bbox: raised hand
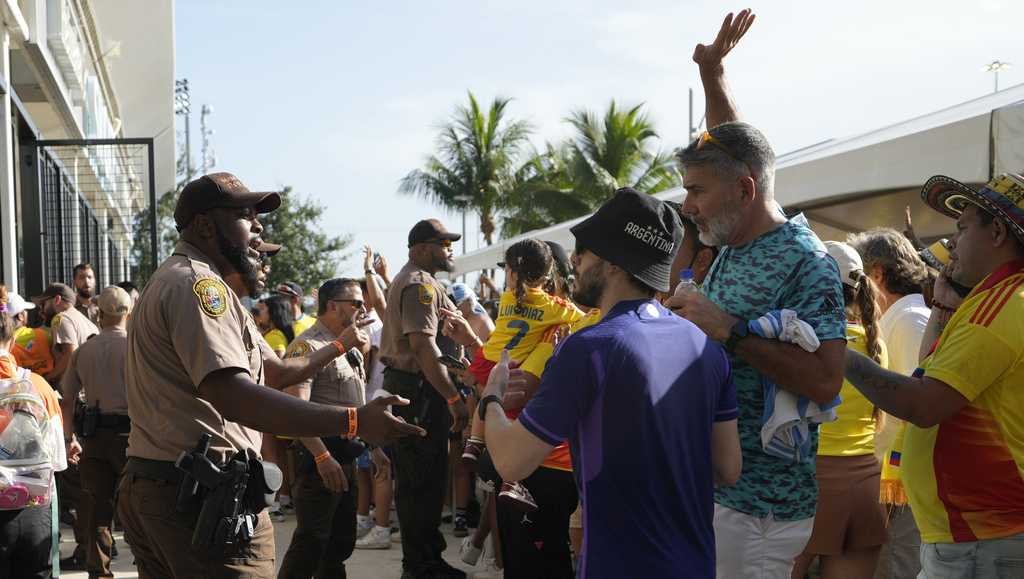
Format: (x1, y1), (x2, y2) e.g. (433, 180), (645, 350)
(693, 9), (756, 72)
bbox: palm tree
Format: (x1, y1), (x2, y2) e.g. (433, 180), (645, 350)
(400, 92), (532, 245)
(563, 101), (681, 205)
(499, 101), (681, 238)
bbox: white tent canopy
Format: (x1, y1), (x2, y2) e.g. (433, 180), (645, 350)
(450, 83), (1024, 277)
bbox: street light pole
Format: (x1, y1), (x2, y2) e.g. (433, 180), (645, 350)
(983, 60), (1012, 93)
(174, 79), (192, 179)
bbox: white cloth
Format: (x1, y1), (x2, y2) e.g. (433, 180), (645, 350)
(714, 504), (814, 579)
(750, 310), (839, 463)
(878, 293), (929, 376)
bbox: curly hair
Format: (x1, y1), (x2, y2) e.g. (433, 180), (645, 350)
(847, 228), (929, 296)
(504, 239), (553, 305)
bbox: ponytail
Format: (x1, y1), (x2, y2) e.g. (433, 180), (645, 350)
(504, 239), (553, 306)
(849, 272), (883, 364)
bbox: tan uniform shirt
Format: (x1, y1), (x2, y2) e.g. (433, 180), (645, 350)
(379, 262), (462, 374)
(62, 326), (129, 415)
(76, 300), (100, 325)
(285, 320), (365, 408)
(51, 305), (99, 348)
(126, 241), (265, 463)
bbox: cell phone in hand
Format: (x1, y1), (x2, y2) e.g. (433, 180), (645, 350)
(439, 354), (467, 372)
(373, 253), (383, 268)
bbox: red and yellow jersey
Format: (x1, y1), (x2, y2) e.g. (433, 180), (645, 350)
(11, 326), (54, 377)
(482, 288), (583, 364)
(904, 261), (1024, 543)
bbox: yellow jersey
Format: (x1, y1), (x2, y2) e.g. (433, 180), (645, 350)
(818, 323), (888, 456)
(264, 329), (289, 356)
(905, 261), (1024, 543)
(482, 288), (583, 364)
(293, 314), (317, 338)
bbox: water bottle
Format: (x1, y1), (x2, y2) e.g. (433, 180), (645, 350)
(673, 268), (699, 297)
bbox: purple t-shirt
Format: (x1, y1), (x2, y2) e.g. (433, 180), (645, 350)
(519, 299), (737, 578)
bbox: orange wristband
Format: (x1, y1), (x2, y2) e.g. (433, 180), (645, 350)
(346, 407), (358, 439)
(447, 393), (461, 406)
(331, 340), (346, 355)
(314, 451), (331, 465)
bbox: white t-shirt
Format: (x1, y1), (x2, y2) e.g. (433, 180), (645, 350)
(366, 316), (385, 400)
(878, 293), (930, 376)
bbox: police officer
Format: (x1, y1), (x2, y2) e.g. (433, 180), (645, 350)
(279, 277), (375, 579)
(116, 172), (424, 579)
(380, 219), (470, 579)
(33, 281), (98, 570)
(60, 285), (133, 578)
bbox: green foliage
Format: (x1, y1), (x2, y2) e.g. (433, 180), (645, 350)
(130, 189), (178, 285)
(400, 92), (532, 245)
(259, 187), (352, 293)
(499, 101), (681, 239)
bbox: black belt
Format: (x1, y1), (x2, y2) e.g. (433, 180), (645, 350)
(125, 457), (184, 484)
(383, 366), (424, 385)
(98, 414), (131, 429)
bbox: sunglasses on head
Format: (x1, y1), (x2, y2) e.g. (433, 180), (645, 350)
(696, 131), (754, 176)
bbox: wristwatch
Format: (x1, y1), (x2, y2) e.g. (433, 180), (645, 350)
(724, 319), (749, 353)
(478, 395), (503, 421)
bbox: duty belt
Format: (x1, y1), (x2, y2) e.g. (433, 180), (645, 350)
(125, 457), (184, 484)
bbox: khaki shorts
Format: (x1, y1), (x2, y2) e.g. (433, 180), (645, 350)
(802, 454), (888, 555)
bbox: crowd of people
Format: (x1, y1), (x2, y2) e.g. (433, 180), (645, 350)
(0, 8), (1022, 579)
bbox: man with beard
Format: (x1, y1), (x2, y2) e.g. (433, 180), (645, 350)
(117, 173), (424, 578)
(442, 189), (741, 578)
(73, 263), (100, 323)
(666, 11), (847, 578)
(379, 218), (469, 579)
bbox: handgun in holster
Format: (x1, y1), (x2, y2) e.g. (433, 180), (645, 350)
(75, 401), (100, 439)
(174, 434), (283, 550)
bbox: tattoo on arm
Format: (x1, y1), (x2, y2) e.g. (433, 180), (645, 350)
(844, 350), (921, 421)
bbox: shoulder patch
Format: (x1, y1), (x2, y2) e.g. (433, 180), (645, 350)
(51, 314), (62, 330)
(418, 284), (434, 306)
(286, 340), (312, 359)
(193, 277), (229, 318)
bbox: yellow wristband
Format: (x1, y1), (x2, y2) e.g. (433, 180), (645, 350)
(314, 451), (331, 465)
(447, 393), (461, 406)
(346, 407), (358, 439)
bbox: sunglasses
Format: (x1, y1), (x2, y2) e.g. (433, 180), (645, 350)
(331, 299), (365, 309)
(696, 131), (754, 176)
(425, 239), (453, 249)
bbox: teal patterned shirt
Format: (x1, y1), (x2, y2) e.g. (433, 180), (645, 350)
(704, 213), (846, 521)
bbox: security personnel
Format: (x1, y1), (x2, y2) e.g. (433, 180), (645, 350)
(116, 172), (423, 579)
(380, 218), (470, 579)
(60, 285), (133, 578)
(6, 291), (55, 377)
(33, 281), (98, 570)
(279, 278), (374, 579)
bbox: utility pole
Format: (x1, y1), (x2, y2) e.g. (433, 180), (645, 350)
(689, 88), (694, 143)
(983, 61), (1012, 93)
(174, 79), (192, 179)
(200, 104), (216, 174)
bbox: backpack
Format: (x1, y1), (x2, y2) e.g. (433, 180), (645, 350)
(0, 367), (56, 510)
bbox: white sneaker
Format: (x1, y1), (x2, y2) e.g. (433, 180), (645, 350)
(356, 518), (374, 539)
(354, 525), (391, 550)
(460, 536), (482, 565)
(471, 558), (503, 578)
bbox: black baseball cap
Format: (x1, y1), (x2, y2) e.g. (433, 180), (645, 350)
(408, 219), (461, 247)
(174, 172), (281, 231)
(545, 241), (573, 280)
(570, 188), (683, 293)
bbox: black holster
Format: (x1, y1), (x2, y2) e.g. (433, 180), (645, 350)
(174, 434), (282, 550)
(75, 401), (99, 439)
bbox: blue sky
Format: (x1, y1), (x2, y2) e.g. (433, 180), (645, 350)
(176, 0), (1020, 282)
